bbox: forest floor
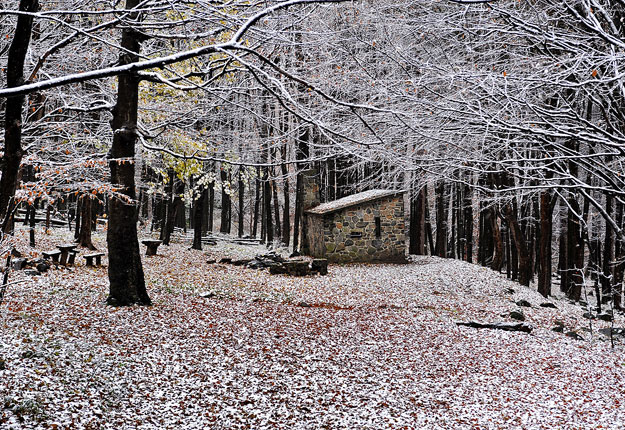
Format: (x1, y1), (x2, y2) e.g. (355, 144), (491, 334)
(1, 226), (624, 429)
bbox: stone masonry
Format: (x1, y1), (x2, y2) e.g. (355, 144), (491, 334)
(303, 187), (407, 264)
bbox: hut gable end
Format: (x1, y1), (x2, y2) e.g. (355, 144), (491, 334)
(303, 189), (407, 264)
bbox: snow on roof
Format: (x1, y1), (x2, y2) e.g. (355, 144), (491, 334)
(305, 189), (405, 215)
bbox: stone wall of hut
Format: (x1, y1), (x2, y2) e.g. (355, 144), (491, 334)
(308, 194), (406, 263)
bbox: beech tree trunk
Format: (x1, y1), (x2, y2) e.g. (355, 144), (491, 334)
(106, 0), (150, 306)
(220, 167), (231, 234)
(602, 193), (614, 304)
(207, 180), (214, 233)
(252, 170), (260, 238)
(263, 168), (273, 245)
(192, 182), (205, 250)
(434, 181), (447, 258)
(78, 195), (96, 250)
(463, 180), (473, 263)
(238, 170), (245, 238)
(409, 186), (426, 255)
(504, 203), (531, 287)
(537, 191), (553, 297)
(281, 143), (291, 247)
(0, 0), (39, 225)
(491, 207), (504, 272)
(28, 201), (36, 247)
(163, 176), (183, 246)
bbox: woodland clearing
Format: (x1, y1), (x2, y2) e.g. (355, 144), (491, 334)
(1, 227), (624, 429)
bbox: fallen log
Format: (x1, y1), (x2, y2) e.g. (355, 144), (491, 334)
(456, 321), (533, 333)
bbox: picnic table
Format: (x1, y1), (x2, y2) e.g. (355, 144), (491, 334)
(141, 239), (162, 256)
(57, 243), (78, 266)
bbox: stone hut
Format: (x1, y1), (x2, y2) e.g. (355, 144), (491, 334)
(302, 178), (407, 263)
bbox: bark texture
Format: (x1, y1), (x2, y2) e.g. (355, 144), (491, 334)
(106, 0), (150, 306)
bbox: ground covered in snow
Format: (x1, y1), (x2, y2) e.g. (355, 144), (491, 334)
(1, 227), (624, 429)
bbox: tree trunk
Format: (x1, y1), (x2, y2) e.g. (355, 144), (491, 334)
(292, 127), (309, 255)
(272, 177), (281, 240)
(491, 207), (504, 272)
(281, 143), (291, 247)
(192, 183), (205, 250)
(28, 201), (36, 247)
(463, 180), (473, 263)
(0, 0), (39, 225)
(238, 169), (245, 238)
(252, 170), (260, 238)
(106, 0), (150, 306)
(160, 169), (174, 244)
(163, 177), (183, 246)
(602, 193), (614, 304)
(74, 196), (82, 240)
(434, 181), (447, 258)
(263, 168), (273, 245)
(207, 180), (214, 233)
(504, 203), (531, 287)
(537, 191), (553, 297)
(78, 195), (96, 250)
(409, 186), (426, 255)
(219, 167), (231, 234)
(567, 196), (584, 301)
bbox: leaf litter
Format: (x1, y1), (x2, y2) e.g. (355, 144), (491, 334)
(0, 227), (624, 429)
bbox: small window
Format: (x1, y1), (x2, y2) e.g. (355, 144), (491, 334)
(375, 217), (381, 239)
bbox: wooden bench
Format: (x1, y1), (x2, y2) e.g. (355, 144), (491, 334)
(141, 239), (162, 256)
(83, 252), (105, 267)
(67, 249), (79, 266)
(42, 250), (62, 264)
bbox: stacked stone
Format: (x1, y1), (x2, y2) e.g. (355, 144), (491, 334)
(321, 195), (406, 263)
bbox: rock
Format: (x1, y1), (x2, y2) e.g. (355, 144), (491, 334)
(597, 313), (613, 322)
(36, 262), (50, 273)
(509, 310), (525, 321)
(206, 259), (216, 264)
(200, 291), (217, 298)
(565, 331), (584, 341)
(297, 302), (311, 308)
(219, 257), (232, 264)
(284, 261), (310, 276)
(599, 327), (625, 337)
(503, 288), (515, 295)
(23, 269), (40, 277)
(10, 249), (22, 258)
(311, 259), (328, 275)
(582, 312), (595, 320)
(552, 325), (565, 333)
(516, 299), (532, 307)
(246, 260), (266, 270)
(11, 258), (27, 271)
(456, 321), (533, 333)
(269, 264), (287, 275)
(539, 302), (557, 309)
(231, 259), (252, 266)
(21, 350), (37, 359)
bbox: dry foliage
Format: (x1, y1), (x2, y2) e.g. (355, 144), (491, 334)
(1, 227), (624, 429)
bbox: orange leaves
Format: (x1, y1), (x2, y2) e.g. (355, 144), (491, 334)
(591, 69), (599, 78)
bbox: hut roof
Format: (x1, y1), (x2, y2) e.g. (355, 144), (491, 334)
(305, 189), (405, 215)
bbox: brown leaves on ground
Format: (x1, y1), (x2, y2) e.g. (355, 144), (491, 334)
(1, 227), (624, 429)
